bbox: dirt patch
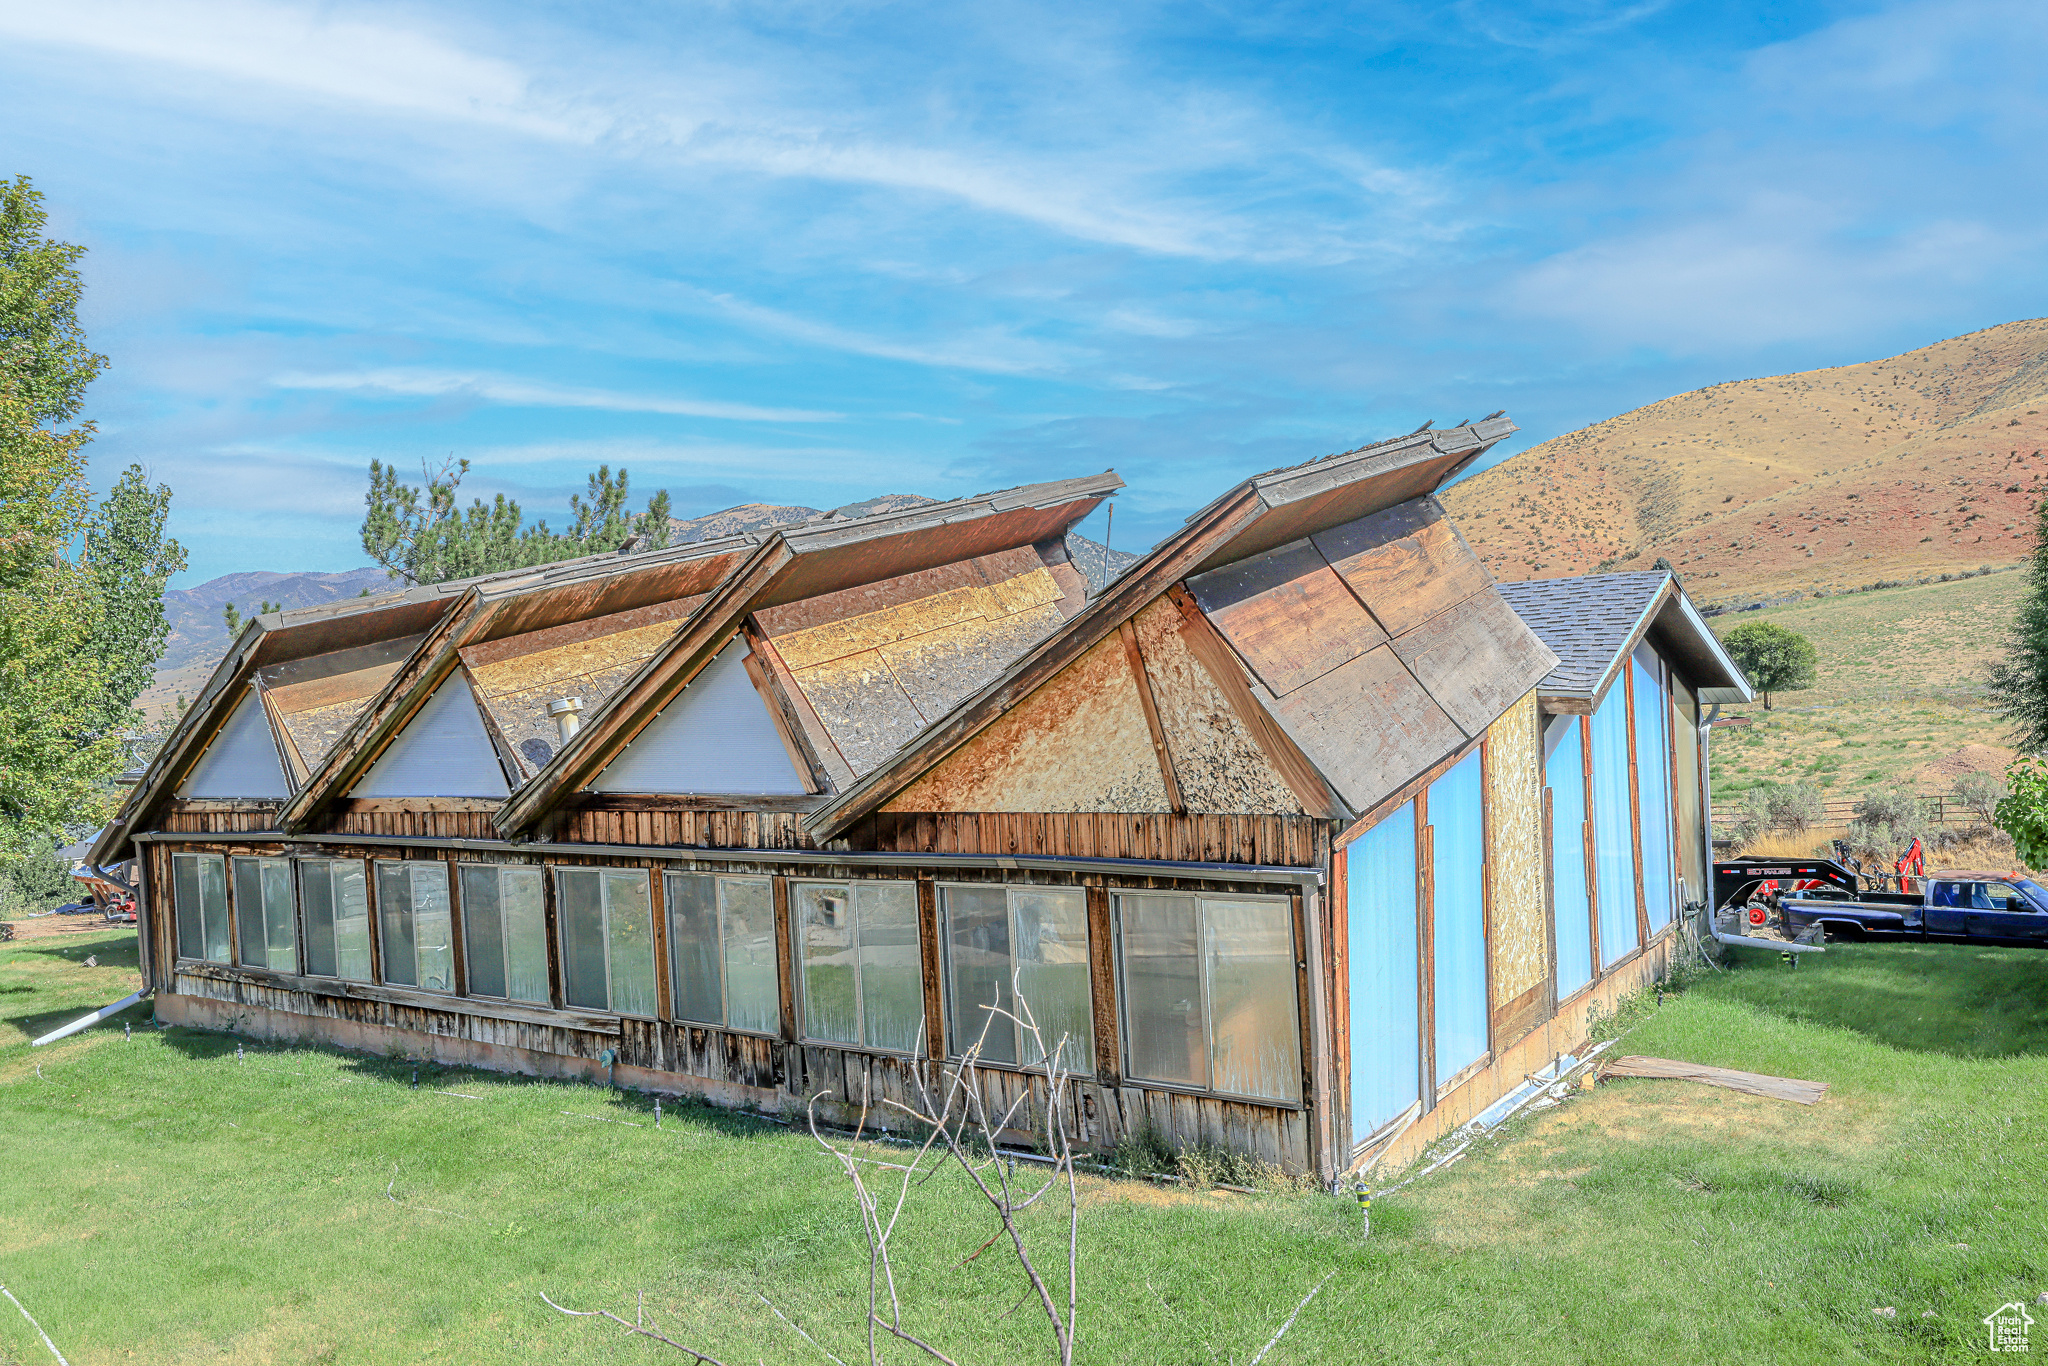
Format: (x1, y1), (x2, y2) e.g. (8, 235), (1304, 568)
(5, 913), (131, 942)
(1909, 743), (2017, 787)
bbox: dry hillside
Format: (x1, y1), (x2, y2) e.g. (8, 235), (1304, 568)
(1442, 319), (2048, 602)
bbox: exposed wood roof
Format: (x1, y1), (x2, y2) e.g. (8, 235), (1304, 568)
(492, 473), (1121, 834)
(805, 419), (1522, 842)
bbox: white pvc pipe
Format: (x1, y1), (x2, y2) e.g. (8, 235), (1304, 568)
(31, 991), (149, 1047)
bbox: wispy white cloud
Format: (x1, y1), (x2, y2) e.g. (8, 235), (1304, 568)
(269, 368), (841, 422)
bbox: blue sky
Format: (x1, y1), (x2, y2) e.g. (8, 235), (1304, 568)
(4, 0), (2044, 584)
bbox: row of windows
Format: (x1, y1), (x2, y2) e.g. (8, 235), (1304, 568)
(169, 854), (1303, 1104)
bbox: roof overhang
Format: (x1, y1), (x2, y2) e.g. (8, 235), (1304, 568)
(1534, 574), (1754, 713)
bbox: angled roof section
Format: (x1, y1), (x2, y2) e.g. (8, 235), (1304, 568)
(495, 472), (1121, 835)
(806, 418), (1527, 841)
(1495, 571), (1754, 707)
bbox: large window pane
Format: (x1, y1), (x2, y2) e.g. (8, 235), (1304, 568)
(375, 862), (452, 991)
(232, 857), (296, 972)
(261, 859), (295, 973)
(1633, 651), (1675, 934)
(857, 883), (922, 1053)
(797, 884), (859, 1045)
(460, 866), (549, 1004)
(943, 885), (1017, 1063)
(1120, 894), (1206, 1089)
(1012, 891), (1091, 1071)
(301, 860), (336, 976)
(797, 881), (922, 1051)
(666, 873), (722, 1025)
(721, 879), (778, 1034)
(332, 863), (371, 981)
(604, 872), (657, 1018)
(1546, 717), (1594, 998)
(172, 853), (228, 964)
(1431, 750), (1488, 1085)
(1205, 898), (1300, 1103)
(502, 870), (548, 1004)
(558, 870), (609, 1010)
(1590, 683), (1640, 965)
(461, 865), (507, 999)
(377, 863), (418, 987)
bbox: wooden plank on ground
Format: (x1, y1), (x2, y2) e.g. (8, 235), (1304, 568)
(1601, 1055), (1828, 1105)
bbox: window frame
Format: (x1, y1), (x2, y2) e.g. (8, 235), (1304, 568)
(551, 866), (659, 1019)
(171, 851), (231, 965)
(936, 882), (1094, 1075)
(791, 878), (925, 1055)
(373, 859), (456, 993)
(297, 857), (374, 983)
(1111, 890), (1304, 1108)
(456, 863), (551, 1005)
(663, 871), (779, 1037)
(231, 855), (298, 974)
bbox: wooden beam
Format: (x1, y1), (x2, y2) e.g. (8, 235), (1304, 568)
(1118, 620), (1186, 815)
(773, 875), (797, 1044)
(1582, 709), (1601, 975)
(916, 878), (945, 1061)
(258, 684), (311, 789)
(1085, 884), (1119, 1084)
(559, 792), (828, 814)
(1166, 585), (1347, 820)
(744, 624), (854, 791)
(337, 797), (502, 815)
(740, 631), (830, 796)
(1416, 794), (1436, 1107)
(1537, 695), (1594, 716)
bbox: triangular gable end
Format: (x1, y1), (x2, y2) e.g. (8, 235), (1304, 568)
(178, 689), (291, 799)
(589, 638), (809, 796)
(351, 674), (511, 799)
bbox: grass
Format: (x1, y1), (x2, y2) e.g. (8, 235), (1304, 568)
(1709, 572), (2023, 804)
(7, 928), (2048, 1363)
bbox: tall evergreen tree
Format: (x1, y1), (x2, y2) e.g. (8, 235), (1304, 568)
(1990, 496), (2048, 751)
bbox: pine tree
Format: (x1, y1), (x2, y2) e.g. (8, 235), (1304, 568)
(1989, 496), (2048, 751)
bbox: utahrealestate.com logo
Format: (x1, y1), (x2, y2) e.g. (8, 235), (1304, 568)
(1986, 1303), (2035, 1353)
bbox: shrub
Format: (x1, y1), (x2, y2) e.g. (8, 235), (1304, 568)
(1953, 771), (2004, 826)
(1764, 783), (1825, 832)
(1996, 758), (2048, 869)
(1856, 790), (1925, 828)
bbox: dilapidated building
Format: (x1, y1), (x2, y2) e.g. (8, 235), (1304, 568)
(96, 418), (1749, 1183)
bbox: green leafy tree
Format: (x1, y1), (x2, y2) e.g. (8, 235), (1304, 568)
(1, 175), (108, 425)
(1995, 757), (2048, 869)
(1988, 495), (2048, 751)
(0, 386), (119, 858)
(361, 458), (673, 586)
(85, 465), (186, 732)
(1719, 620), (1818, 710)
(0, 176), (118, 861)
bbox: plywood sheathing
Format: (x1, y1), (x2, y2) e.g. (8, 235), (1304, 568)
(1127, 598), (1304, 814)
(1485, 691), (1546, 1007)
(466, 616), (694, 782)
(768, 548), (1077, 778)
(1188, 495), (1556, 818)
(884, 632), (1171, 812)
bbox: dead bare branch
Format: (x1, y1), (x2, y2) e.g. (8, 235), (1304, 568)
(538, 1290), (727, 1364)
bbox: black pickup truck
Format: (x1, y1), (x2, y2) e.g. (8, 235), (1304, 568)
(1781, 870), (2048, 946)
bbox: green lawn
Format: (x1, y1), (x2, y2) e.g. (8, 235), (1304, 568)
(5, 928), (2048, 1363)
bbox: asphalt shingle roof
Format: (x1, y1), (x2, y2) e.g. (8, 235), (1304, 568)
(1494, 572), (1670, 698)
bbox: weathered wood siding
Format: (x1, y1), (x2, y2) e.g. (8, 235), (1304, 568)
(862, 812), (1328, 867)
(548, 808), (817, 849)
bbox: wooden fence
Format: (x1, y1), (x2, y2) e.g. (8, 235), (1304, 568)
(1710, 793), (1991, 835)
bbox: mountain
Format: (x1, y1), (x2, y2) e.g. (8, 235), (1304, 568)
(1440, 319), (2048, 604)
(141, 496), (1139, 714)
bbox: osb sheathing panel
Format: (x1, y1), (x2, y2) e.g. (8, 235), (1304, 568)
(1486, 690), (1547, 1007)
(779, 562), (1070, 777)
(469, 619), (682, 780)
(1129, 598), (1303, 815)
(883, 633), (1171, 813)
(279, 695), (378, 769)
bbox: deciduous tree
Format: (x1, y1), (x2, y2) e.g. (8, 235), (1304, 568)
(86, 465), (186, 731)
(0, 175), (107, 425)
(1719, 620), (1817, 710)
